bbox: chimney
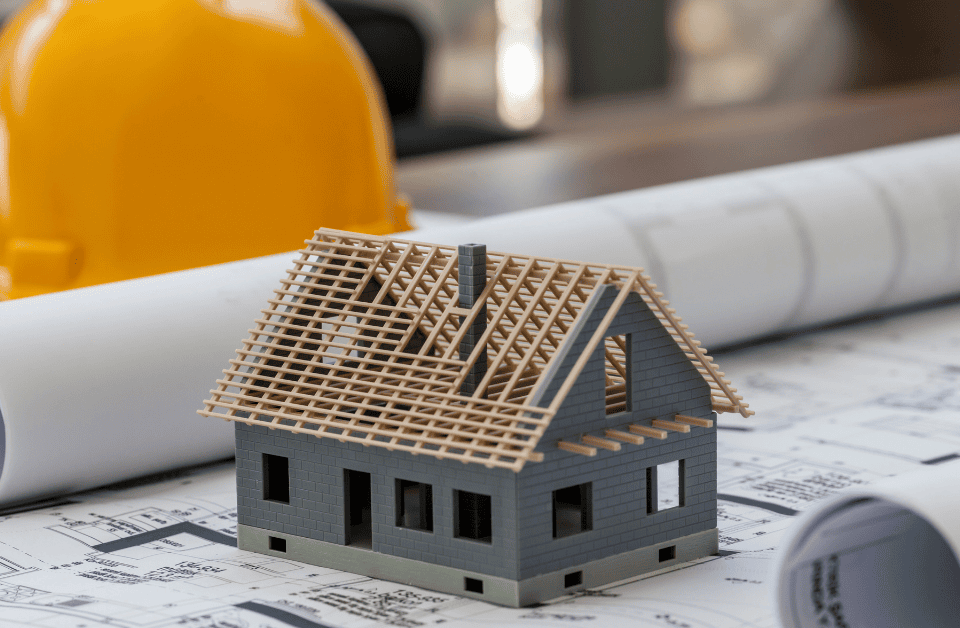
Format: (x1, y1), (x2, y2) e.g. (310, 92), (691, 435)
(458, 243), (487, 396)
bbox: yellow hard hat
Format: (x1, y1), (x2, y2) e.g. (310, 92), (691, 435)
(0, 0), (411, 300)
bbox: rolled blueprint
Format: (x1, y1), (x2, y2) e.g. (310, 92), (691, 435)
(2, 133), (960, 505)
(413, 133), (960, 347)
(775, 460), (960, 628)
(0, 253), (292, 506)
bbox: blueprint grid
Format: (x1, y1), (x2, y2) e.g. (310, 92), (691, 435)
(2, 297), (960, 628)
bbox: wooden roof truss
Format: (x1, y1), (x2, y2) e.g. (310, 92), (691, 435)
(200, 229), (751, 471)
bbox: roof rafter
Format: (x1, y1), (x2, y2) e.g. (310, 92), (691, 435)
(200, 229), (751, 471)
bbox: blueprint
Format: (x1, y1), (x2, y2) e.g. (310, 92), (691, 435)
(2, 297), (960, 628)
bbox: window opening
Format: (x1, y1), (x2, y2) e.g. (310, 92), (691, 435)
(454, 490), (492, 543)
(262, 454), (290, 504)
(553, 483), (593, 538)
(604, 334), (631, 415)
(647, 459), (684, 514)
(396, 479), (434, 532)
(269, 536), (287, 552)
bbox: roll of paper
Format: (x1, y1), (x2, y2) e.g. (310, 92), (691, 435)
(2, 134), (960, 506)
(775, 460), (960, 628)
(0, 253), (293, 505)
(411, 133), (960, 346)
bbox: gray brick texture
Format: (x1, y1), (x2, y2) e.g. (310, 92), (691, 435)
(516, 285), (716, 579)
(236, 422), (521, 579)
(235, 282), (717, 583)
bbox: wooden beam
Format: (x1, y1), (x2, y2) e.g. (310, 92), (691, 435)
(605, 429), (643, 445)
(629, 424), (668, 439)
(547, 272), (637, 413)
(499, 264), (585, 401)
(652, 419), (691, 433)
(713, 402), (754, 416)
(204, 228), (754, 472)
(675, 414), (714, 428)
(582, 435), (621, 451)
(558, 440), (597, 456)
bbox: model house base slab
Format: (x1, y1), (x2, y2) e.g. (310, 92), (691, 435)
(239, 523), (719, 607)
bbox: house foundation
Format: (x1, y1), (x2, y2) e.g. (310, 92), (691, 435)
(239, 524), (718, 607)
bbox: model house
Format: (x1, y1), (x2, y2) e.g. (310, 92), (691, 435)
(200, 228), (751, 607)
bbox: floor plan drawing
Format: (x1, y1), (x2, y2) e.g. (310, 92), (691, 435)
(2, 296), (960, 627)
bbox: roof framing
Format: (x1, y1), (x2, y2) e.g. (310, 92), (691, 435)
(200, 229), (751, 471)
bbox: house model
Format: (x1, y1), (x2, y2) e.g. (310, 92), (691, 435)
(200, 228), (752, 607)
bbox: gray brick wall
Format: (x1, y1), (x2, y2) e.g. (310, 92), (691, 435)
(516, 284), (716, 580)
(236, 422), (521, 579)
(235, 283), (716, 584)
(533, 287), (711, 440)
(515, 429), (716, 579)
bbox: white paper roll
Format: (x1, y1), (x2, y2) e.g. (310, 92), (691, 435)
(410, 133), (960, 346)
(0, 253), (293, 505)
(775, 460), (960, 628)
(3, 134), (960, 506)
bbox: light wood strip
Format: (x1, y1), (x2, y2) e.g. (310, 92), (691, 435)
(398, 247), (459, 351)
(558, 441), (597, 457)
(582, 435), (621, 451)
(464, 256), (539, 390)
(629, 424), (668, 439)
(498, 264), (582, 400)
(202, 228), (751, 471)
(219, 413), (527, 471)
(675, 414), (714, 428)
(214, 373), (552, 425)
(605, 429), (644, 445)
(652, 419), (691, 433)
(201, 397), (541, 452)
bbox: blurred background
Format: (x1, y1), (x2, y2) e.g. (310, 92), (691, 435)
(316, 0), (960, 152)
(1, 0), (957, 226)
(325, 0), (956, 156)
(4, 0), (955, 160)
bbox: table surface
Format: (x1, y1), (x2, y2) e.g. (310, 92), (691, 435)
(397, 79), (960, 217)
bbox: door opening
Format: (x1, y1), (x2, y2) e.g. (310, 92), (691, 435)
(344, 469), (372, 548)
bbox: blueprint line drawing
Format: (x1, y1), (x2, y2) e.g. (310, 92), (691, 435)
(717, 495), (797, 517)
(2, 295), (960, 627)
(93, 522), (237, 553)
